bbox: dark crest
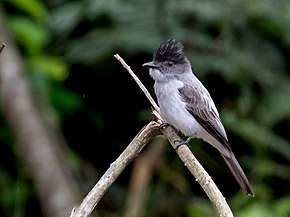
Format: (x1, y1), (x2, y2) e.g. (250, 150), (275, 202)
(153, 39), (186, 64)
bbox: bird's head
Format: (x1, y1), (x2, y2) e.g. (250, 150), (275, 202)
(143, 39), (188, 82)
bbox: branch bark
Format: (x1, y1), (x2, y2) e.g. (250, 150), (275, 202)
(160, 125), (233, 217)
(123, 137), (166, 217)
(0, 43), (5, 54)
(70, 121), (161, 217)
(70, 54), (234, 217)
(114, 54), (234, 217)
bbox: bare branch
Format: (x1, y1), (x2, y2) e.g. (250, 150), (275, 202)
(114, 54), (234, 217)
(70, 54), (234, 217)
(70, 121), (161, 217)
(160, 125), (233, 217)
(0, 43), (5, 54)
(114, 54), (160, 114)
(123, 137), (166, 217)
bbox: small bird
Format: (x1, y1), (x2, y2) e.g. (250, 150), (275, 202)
(143, 39), (254, 196)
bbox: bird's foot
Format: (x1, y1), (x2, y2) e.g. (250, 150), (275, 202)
(174, 140), (189, 150)
(174, 136), (193, 150)
(160, 123), (171, 130)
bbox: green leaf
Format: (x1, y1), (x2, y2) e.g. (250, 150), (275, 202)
(29, 55), (68, 81)
(274, 197), (290, 217)
(237, 202), (273, 217)
(8, 16), (49, 55)
(9, 0), (47, 20)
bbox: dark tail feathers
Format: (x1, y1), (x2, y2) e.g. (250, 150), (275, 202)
(221, 153), (254, 196)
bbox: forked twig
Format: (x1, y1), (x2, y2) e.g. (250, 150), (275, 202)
(114, 54), (160, 114)
(70, 122), (160, 217)
(0, 43), (5, 54)
(70, 54), (234, 217)
(114, 54), (234, 217)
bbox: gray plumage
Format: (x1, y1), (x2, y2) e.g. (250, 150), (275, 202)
(143, 39), (254, 196)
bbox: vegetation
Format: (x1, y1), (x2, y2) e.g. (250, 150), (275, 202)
(0, 0), (290, 216)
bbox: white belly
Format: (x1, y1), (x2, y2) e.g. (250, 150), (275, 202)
(154, 80), (204, 137)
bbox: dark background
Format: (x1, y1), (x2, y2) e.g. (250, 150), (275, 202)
(0, 0), (290, 216)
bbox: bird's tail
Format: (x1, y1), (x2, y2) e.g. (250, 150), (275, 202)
(221, 153), (254, 196)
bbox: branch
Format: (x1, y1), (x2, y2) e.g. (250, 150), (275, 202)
(0, 43), (5, 54)
(160, 125), (233, 217)
(114, 54), (234, 217)
(114, 54), (161, 115)
(70, 54), (233, 217)
(123, 137), (166, 217)
(70, 121), (161, 217)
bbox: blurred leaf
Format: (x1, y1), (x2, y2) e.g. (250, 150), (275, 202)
(49, 86), (83, 119)
(222, 110), (290, 161)
(29, 55), (69, 81)
(8, 16), (49, 55)
(274, 197), (290, 217)
(256, 87), (290, 127)
(2, 0), (290, 216)
(49, 1), (84, 36)
(8, 0), (47, 21)
(0, 169), (29, 217)
(253, 158), (290, 180)
(237, 197), (290, 217)
(186, 198), (215, 217)
(65, 27), (159, 63)
(237, 202), (274, 217)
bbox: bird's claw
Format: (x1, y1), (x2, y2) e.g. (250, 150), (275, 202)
(160, 123), (170, 130)
(174, 139), (190, 150)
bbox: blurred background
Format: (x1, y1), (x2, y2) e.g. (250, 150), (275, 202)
(0, 0), (290, 216)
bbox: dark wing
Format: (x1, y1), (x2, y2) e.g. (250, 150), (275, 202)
(179, 85), (254, 196)
(178, 84), (231, 151)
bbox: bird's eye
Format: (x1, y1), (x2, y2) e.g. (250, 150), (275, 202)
(167, 61), (173, 66)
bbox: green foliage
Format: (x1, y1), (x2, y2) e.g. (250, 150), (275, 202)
(28, 55), (68, 81)
(236, 197), (290, 217)
(8, 0), (47, 20)
(8, 16), (49, 55)
(0, 0), (84, 216)
(0, 169), (30, 217)
(1, 0), (290, 216)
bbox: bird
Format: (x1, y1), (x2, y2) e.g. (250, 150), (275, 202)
(142, 39), (254, 196)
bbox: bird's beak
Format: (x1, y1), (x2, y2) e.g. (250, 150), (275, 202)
(142, 61), (159, 69)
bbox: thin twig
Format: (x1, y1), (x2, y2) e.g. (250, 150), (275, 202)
(70, 122), (160, 217)
(0, 43), (5, 54)
(114, 54), (160, 114)
(70, 54), (234, 217)
(114, 54), (234, 217)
